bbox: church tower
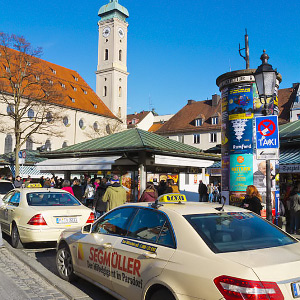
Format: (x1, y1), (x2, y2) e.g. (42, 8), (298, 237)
(96, 0), (129, 123)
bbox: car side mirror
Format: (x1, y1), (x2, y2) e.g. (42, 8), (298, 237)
(82, 224), (92, 234)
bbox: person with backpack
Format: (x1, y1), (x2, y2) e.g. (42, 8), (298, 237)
(83, 181), (95, 208)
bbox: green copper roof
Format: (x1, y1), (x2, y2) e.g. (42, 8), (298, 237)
(280, 120), (300, 142)
(42, 128), (219, 160)
(98, 0), (129, 22)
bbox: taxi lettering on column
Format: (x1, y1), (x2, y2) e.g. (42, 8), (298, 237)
(86, 246), (143, 288)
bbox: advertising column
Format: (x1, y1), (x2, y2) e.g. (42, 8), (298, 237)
(216, 70), (281, 218)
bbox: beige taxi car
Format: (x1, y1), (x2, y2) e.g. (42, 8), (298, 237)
(0, 184), (94, 248)
(56, 194), (300, 300)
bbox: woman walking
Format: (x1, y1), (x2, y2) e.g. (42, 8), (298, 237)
(242, 185), (263, 215)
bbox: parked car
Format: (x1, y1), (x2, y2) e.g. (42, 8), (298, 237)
(0, 180), (14, 201)
(56, 193), (299, 300)
(0, 185), (94, 248)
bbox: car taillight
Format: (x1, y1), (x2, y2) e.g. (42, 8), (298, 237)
(27, 214), (47, 225)
(214, 275), (284, 300)
(86, 212), (94, 224)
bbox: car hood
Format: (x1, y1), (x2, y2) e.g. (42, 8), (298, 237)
(219, 242), (300, 281)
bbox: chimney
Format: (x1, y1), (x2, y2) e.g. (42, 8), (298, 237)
(187, 99), (196, 105)
(212, 94), (220, 106)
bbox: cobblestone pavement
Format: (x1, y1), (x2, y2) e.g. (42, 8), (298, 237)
(0, 247), (68, 300)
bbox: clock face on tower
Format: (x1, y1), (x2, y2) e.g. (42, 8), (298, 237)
(102, 27), (111, 38)
(118, 27), (125, 39)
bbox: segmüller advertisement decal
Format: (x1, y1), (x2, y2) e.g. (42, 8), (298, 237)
(230, 154), (253, 191)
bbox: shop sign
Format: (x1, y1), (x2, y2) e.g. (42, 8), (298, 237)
(279, 164), (300, 173)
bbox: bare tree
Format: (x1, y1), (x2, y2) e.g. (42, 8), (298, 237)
(0, 33), (65, 176)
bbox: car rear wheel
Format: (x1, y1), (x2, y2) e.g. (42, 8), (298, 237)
(11, 224), (23, 249)
(56, 245), (76, 282)
(150, 288), (175, 300)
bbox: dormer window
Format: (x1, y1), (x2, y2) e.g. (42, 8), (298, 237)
(71, 85), (77, 91)
(83, 89), (87, 95)
(5, 66), (10, 72)
(195, 118), (202, 126)
(49, 80), (53, 85)
(61, 82), (65, 88)
(69, 96), (75, 103)
(51, 68), (56, 74)
(36, 75), (40, 81)
(212, 116), (218, 125)
(75, 77), (78, 82)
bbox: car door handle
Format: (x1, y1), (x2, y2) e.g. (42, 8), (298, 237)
(142, 252), (157, 259)
(102, 243), (112, 249)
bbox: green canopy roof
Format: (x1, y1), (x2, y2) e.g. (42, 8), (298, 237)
(41, 128), (220, 160)
(280, 119), (300, 143)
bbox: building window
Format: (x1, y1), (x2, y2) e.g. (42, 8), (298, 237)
(36, 75), (40, 81)
(63, 116), (69, 126)
(210, 133), (217, 143)
(178, 135), (184, 143)
(26, 137), (33, 151)
(79, 119), (85, 129)
(61, 82), (65, 88)
(119, 50), (122, 61)
(93, 122), (99, 132)
(4, 134), (12, 153)
(194, 134), (200, 144)
(297, 114), (300, 120)
(72, 86), (77, 91)
(118, 107), (121, 118)
(45, 139), (51, 151)
(51, 69), (56, 74)
(7, 105), (14, 116)
(103, 86), (107, 97)
(62, 141), (68, 148)
(46, 112), (53, 123)
(105, 49), (109, 61)
(49, 80), (53, 85)
(83, 89), (87, 95)
(119, 86), (122, 97)
(28, 108), (34, 120)
(212, 116), (218, 125)
(195, 118), (202, 126)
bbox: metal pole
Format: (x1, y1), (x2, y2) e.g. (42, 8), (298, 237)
(266, 160), (272, 221)
(264, 95), (272, 222)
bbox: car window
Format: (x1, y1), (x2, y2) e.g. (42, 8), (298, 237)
(27, 192), (81, 206)
(127, 208), (175, 248)
(9, 192), (20, 206)
(184, 212), (297, 253)
(0, 182), (14, 194)
(92, 207), (136, 236)
(2, 191), (14, 204)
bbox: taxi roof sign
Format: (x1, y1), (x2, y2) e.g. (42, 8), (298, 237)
(158, 194), (187, 203)
(26, 183), (42, 188)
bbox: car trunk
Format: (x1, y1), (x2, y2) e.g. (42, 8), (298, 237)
(30, 206), (90, 228)
(220, 242), (300, 299)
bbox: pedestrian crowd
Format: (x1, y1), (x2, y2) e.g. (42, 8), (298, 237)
(198, 180), (221, 203)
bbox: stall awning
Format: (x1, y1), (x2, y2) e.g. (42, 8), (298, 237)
(9, 165), (53, 179)
(154, 154), (215, 168)
(36, 156), (121, 171)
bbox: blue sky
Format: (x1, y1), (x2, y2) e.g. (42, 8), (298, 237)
(1, 0), (299, 115)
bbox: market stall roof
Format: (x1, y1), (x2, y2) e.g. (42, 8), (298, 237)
(0, 150), (46, 165)
(280, 148), (300, 165)
(280, 120), (300, 143)
(39, 128), (220, 161)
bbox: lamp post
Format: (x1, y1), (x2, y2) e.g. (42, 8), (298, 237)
(254, 50), (277, 222)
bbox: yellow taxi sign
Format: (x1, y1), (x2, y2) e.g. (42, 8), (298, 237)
(159, 194), (187, 203)
(26, 183), (42, 188)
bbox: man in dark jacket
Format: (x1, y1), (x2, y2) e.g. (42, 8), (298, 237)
(93, 178), (109, 218)
(198, 180), (207, 202)
(72, 179), (83, 203)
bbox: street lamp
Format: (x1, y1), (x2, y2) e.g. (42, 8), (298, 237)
(254, 50), (277, 222)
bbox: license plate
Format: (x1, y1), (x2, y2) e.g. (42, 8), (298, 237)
(292, 281), (300, 298)
(56, 217), (78, 224)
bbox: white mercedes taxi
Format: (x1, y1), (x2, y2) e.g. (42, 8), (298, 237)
(56, 193), (300, 300)
(0, 184), (94, 248)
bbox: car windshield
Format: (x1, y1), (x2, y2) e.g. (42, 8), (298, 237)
(184, 212), (297, 253)
(0, 182), (14, 194)
(27, 192), (81, 206)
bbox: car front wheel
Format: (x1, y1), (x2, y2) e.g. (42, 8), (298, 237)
(150, 288), (175, 300)
(56, 245), (76, 282)
(11, 224), (23, 249)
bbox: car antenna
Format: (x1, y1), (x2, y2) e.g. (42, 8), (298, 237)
(215, 196), (226, 212)
(151, 199), (163, 209)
